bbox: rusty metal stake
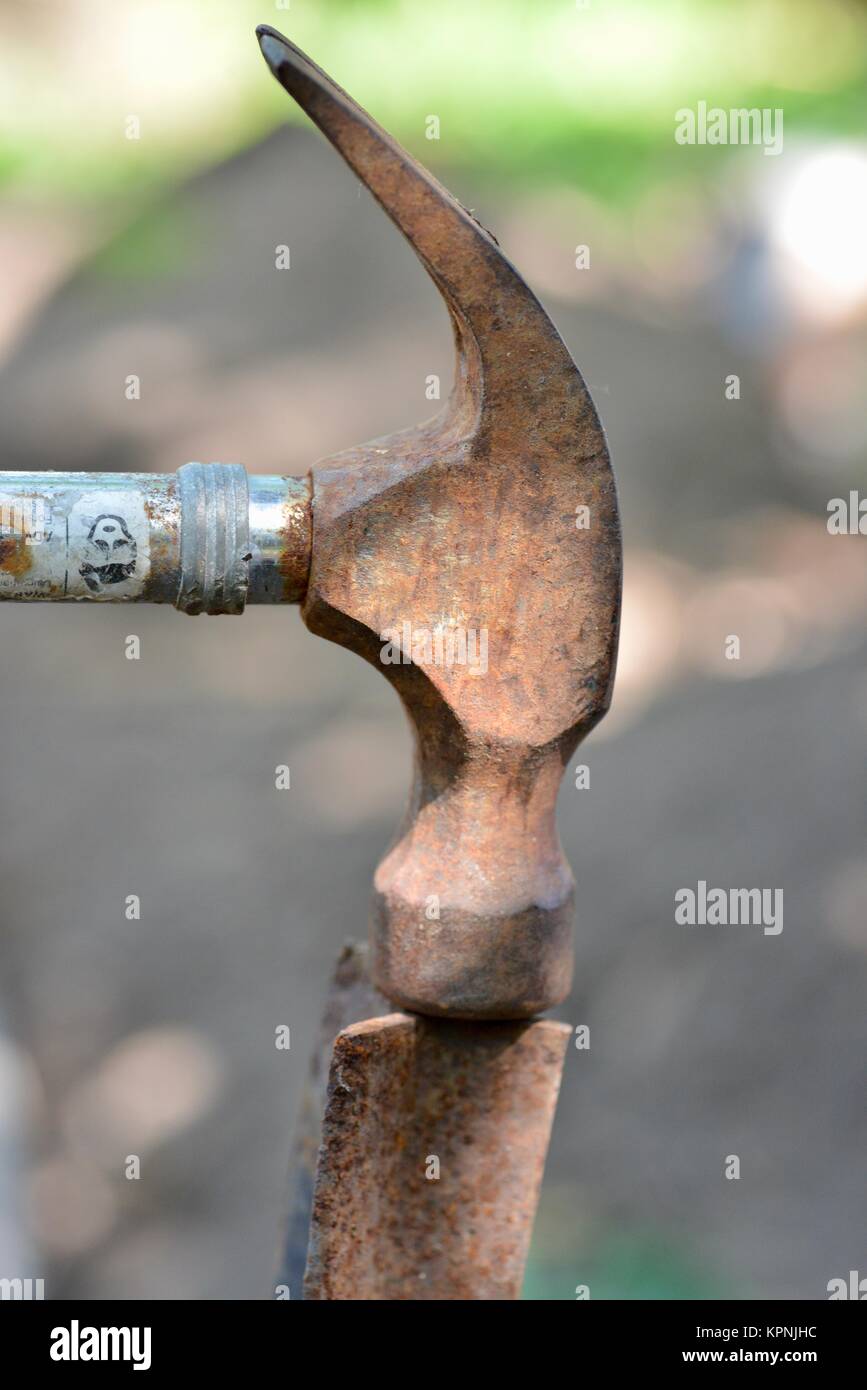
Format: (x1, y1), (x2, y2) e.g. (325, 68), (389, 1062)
(1, 26), (621, 1299)
(278, 944), (570, 1300)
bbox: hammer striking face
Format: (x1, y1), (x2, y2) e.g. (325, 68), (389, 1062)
(257, 27), (622, 1019)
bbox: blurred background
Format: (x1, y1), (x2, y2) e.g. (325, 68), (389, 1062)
(1, 0), (866, 1300)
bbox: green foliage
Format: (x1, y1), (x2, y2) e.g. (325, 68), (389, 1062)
(1, 0), (864, 203)
(523, 1229), (735, 1301)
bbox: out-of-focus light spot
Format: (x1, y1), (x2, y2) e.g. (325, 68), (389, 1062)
(771, 147), (867, 323)
(752, 512), (867, 643)
(686, 576), (796, 679)
(689, 510), (867, 677)
(62, 1027), (223, 1166)
(598, 515), (867, 740)
(60, 0), (242, 135)
(551, 10), (686, 106)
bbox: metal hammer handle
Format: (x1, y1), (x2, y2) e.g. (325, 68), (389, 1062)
(0, 467), (310, 613)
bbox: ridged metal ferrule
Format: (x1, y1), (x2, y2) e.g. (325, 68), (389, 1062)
(176, 463), (250, 616)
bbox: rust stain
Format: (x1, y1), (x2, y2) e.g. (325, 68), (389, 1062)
(278, 475), (312, 603)
(141, 476), (180, 603)
(0, 536), (33, 578)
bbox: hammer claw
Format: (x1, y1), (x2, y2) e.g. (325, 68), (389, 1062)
(257, 25), (594, 433)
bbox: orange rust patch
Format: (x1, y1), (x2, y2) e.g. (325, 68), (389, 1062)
(278, 487), (312, 602)
(0, 536), (33, 578)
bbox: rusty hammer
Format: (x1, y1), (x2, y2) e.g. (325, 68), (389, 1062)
(256, 26), (622, 1020)
(0, 29), (620, 1026)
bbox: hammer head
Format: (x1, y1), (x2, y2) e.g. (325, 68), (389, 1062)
(258, 28), (621, 1019)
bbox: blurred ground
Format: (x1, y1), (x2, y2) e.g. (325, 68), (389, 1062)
(0, 122), (866, 1299)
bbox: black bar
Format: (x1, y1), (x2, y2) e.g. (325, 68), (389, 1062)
(0, 1298), (862, 1374)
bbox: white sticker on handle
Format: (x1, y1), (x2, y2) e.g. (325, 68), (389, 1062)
(0, 488), (150, 600)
